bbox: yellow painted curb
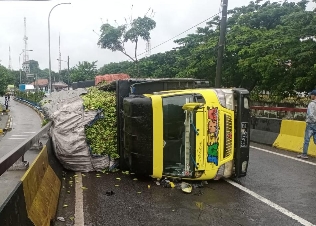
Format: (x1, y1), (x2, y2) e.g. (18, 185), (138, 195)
(273, 120), (316, 157)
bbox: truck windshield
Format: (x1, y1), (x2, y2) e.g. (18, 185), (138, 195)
(162, 94), (196, 177)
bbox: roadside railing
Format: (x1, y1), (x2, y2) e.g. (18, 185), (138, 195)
(0, 121), (51, 176)
(250, 106), (307, 121)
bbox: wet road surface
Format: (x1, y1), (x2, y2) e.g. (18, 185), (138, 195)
(55, 143), (316, 226)
(0, 96), (42, 158)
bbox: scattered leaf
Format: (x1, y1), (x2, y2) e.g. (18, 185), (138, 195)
(133, 178), (138, 181)
(63, 204), (68, 208)
(69, 216), (74, 221)
(82, 174), (86, 177)
(115, 185), (119, 187)
(67, 191), (70, 194)
(148, 185), (151, 189)
(137, 191), (142, 194)
(116, 178), (121, 180)
(82, 186), (88, 190)
(96, 175), (101, 178)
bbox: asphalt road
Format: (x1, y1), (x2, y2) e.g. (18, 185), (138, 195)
(55, 143), (316, 226)
(0, 96), (42, 158)
(0, 97), (42, 206)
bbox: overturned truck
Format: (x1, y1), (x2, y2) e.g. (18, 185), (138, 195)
(104, 78), (250, 180)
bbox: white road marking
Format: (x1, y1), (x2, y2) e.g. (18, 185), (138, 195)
(8, 138), (26, 140)
(226, 179), (315, 226)
(11, 135), (28, 136)
(74, 172), (84, 226)
(250, 146), (316, 167)
(23, 132), (36, 134)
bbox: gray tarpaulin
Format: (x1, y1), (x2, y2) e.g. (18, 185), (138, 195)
(43, 89), (110, 172)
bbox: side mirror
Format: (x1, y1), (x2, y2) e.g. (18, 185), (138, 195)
(182, 103), (204, 111)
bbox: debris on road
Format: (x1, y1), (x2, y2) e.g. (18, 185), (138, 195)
(57, 217), (65, 222)
(106, 191), (115, 196)
(181, 182), (192, 194)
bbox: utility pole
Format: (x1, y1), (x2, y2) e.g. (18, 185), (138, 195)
(215, 0), (228, 88)
(67, 56), (70, 90)
(8, 46), (12, 70)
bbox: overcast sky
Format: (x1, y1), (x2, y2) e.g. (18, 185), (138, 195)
(0, 0), (314, 72)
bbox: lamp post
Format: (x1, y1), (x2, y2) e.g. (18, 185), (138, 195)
(19, 49), (33, 84)
(48, 2), (71, 93)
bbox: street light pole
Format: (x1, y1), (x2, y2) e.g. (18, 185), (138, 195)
(67, 55), (70, 90)
(48, 2), (71, 94)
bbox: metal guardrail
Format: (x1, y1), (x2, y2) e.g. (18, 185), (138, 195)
(251, 106), (307, 112)
(0, 121), (52, 176)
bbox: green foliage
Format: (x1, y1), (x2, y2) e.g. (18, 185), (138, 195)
(15, 90), (45, 104)
(41, 118), (50, 127)
(98, 15), (156, 76)
(97, 0), (316, 99)
(82, 87), (118, 159)
(0, 65), (15, 96)
(70, 61), (98, 82)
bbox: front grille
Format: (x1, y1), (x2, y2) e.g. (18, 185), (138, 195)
(223, 114), (233, 158)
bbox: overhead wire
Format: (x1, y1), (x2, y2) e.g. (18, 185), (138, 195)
(137, 12), (222, 57)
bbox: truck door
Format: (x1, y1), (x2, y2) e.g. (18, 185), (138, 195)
(233, 88), (250, 177)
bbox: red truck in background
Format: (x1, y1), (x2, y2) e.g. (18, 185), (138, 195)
(95, 74), (130, 86)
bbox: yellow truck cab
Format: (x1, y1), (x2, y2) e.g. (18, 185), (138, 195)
(115, 79), (250, 180)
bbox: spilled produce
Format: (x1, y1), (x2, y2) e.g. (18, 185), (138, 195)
(42, 86), (119, 172)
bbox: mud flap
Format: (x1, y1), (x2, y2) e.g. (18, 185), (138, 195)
(233, 88), (250, 177)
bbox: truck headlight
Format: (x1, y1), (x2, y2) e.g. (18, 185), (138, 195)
(214, 89), (234, 111)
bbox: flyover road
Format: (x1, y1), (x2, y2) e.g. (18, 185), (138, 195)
(55, 143), (316, 226)
(0, 96), (42, 206)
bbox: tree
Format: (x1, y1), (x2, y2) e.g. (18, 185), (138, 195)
(70, 61), (98, 82)
(98, 14), (156, 75)
(97, 0), (316, 99)
(0, 65), (14, 96)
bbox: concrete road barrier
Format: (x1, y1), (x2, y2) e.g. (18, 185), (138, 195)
(250, 117), (281, 145)
(273, 120), (316, 157)
(0, 138), (63, 226)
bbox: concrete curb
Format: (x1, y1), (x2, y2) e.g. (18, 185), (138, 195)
(0, 114), (12, 135)
(13, 98), (45, 122)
